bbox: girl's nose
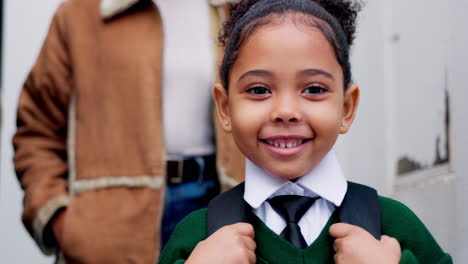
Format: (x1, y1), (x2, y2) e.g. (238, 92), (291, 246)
(270, 97), (302, 123)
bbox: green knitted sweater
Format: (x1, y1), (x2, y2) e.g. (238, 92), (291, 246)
(159, 196), (452, 264)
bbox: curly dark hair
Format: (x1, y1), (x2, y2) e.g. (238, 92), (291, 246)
(219, 0), (364, 90)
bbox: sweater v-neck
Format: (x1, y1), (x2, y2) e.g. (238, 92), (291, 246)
(252, 211), (338, 264)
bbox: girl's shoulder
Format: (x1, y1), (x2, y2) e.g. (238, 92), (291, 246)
(159, 209), (208, 262)
(173, 208), (208, 234)
(377, 195), (423, 228)
(378, 196), (413, 214)
(377, 196), (434, 242)
(377, 196), (452, 263)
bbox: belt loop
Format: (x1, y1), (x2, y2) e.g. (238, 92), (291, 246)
(171, 159), (184, 184)
(194, 157), (206, 184)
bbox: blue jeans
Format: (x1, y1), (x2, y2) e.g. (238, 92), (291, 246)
(161, 178), (220, 249)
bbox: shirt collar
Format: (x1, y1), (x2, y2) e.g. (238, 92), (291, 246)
(244, 150), (347, 209)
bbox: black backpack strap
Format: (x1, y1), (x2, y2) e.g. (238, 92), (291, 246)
(207, 181), (381, 239)
(338, 181), (381, 239)
(207, 182), (252, 236)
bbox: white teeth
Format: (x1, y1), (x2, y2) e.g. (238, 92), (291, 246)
(266, 139), (303, 148)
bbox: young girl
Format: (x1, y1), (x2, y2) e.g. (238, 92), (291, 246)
(159, 0), (453, 263)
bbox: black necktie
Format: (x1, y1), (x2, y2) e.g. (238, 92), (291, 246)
(268, 195), (318, 249)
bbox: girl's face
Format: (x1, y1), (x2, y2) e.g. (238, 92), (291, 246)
(215, 17), (359, 180)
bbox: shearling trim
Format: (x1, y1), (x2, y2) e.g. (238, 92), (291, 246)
(72, 176), (164, 195)
(100, 0), (139, 19)
(67, 93), (77, 196)
(216, 162), (239, 187)
(32, 195), (71, 255)
(210, 0), (240, 6)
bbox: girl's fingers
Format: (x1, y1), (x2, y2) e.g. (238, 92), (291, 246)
(232, 223), (255, 238)
(381, 235), (402, 252)
(334, 252), (344, 264)
(242, 235), (257, 252)
(247, 249), (256, 264)
(329, 223), (367, 238)
(333, 238), (343, 252)
(329, 223), (354, 238)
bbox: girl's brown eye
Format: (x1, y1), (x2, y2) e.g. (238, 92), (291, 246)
(303, 86), (326, 95)
(247, 86), (271, 95)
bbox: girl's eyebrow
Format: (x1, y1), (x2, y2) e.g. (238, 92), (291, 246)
(238, 69), (273, 81)
(238, 68), (334, 82)
(298, 68), (334, 80)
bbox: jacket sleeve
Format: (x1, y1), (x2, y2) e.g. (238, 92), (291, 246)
(12, 4), (72, 255)
(399, 249), (452, 264)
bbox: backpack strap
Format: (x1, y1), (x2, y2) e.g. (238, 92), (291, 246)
(207, 182), (251, 236)
(207, 181), (381, 239)
(337, 181), (381, 239)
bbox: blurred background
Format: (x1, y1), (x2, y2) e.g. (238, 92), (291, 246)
(1, 0), (467, 262)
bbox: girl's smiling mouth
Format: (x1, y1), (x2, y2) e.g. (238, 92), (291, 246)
(259, 136), (313, 158)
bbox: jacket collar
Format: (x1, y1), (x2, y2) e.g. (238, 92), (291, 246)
(100, 0), (239, 20)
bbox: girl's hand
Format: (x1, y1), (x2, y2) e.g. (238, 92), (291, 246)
(329, 223), (401, 264)
(186, 223), (256, 264)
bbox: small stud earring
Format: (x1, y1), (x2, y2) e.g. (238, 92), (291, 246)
(224, 120), (229, 126)
(341, 122), (346, 127)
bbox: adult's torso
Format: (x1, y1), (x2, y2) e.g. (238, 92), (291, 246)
(154, 0), (216, 156)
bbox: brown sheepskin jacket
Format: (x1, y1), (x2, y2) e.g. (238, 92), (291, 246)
(12, 0), (244, 263)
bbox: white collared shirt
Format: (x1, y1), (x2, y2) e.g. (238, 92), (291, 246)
(244, 150), (348, 245)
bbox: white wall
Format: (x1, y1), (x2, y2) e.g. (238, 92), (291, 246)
(0, 0), (63, 262)
(337, 0), (467, 262)
(335, 0), (388, 193)
(450, 0), (468, 259)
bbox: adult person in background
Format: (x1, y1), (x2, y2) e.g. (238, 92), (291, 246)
(12, 0), (244, 263)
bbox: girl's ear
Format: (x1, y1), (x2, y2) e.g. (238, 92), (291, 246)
(213, 83), (232, 133)
(340, 84), (360, 134)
